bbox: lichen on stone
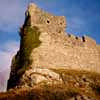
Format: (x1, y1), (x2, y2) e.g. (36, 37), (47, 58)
(18, 26), (41, 74)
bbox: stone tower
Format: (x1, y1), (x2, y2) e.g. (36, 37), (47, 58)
(7, 3), (100, 90)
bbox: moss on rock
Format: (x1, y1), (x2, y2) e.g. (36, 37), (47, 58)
(18, 26), (41, 74)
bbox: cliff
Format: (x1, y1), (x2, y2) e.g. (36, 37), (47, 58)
(6, 3), (100, 99)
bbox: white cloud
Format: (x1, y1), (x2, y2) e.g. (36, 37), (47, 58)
(0, 41), (19, 71)
(0, 41), (19, 92)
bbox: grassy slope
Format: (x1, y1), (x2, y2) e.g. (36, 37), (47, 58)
(1, 69), (100, 100)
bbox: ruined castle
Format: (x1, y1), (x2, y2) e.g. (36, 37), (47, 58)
(7, 3), (100, 90)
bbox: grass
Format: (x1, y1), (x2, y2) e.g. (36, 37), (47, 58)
(5, 69), (100, 100)
(50, 68), (100, 82)
(0, 84), (80, 100)
(1, 83), (99, 100)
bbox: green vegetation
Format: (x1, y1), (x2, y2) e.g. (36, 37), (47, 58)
(18, 26), (41, 75)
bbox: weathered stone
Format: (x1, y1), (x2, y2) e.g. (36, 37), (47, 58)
(18, 68), (62, 87)
(7, 2), (100, 90)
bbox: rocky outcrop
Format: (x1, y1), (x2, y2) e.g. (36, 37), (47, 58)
(7, 3), (100, 91)
(2, 69), (100, 100)
(19, 68), (62, 87)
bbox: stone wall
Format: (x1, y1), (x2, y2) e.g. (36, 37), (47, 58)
(30, 31), (100, 72)
(7, 3), (100, 89)
(26, 3), (66, 33)
(25, 3), (100, 72)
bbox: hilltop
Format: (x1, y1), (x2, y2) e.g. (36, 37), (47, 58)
(1, 69), (100, 100)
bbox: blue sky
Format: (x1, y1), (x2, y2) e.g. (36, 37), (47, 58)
(0, 0), (100, 91)
(0, 0), (100, 45)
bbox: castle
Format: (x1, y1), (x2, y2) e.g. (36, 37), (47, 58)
(7, 3), (100, 90)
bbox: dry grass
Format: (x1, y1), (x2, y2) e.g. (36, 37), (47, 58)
(0, 84), (80, 100)
(4, 69), (100, 100)
(51, 68), (100, 81)
(0, 83), (100, 100)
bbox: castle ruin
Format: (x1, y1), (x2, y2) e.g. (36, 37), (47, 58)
(7, 3), (100, 89)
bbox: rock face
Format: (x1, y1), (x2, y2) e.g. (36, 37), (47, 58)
(7, 3), (100, 90)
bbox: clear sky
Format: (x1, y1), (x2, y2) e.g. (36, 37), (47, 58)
(0, 0), (100, 91)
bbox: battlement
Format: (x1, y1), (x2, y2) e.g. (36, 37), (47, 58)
(66, 34), (96, 47)
(23, 3), (97, 48)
